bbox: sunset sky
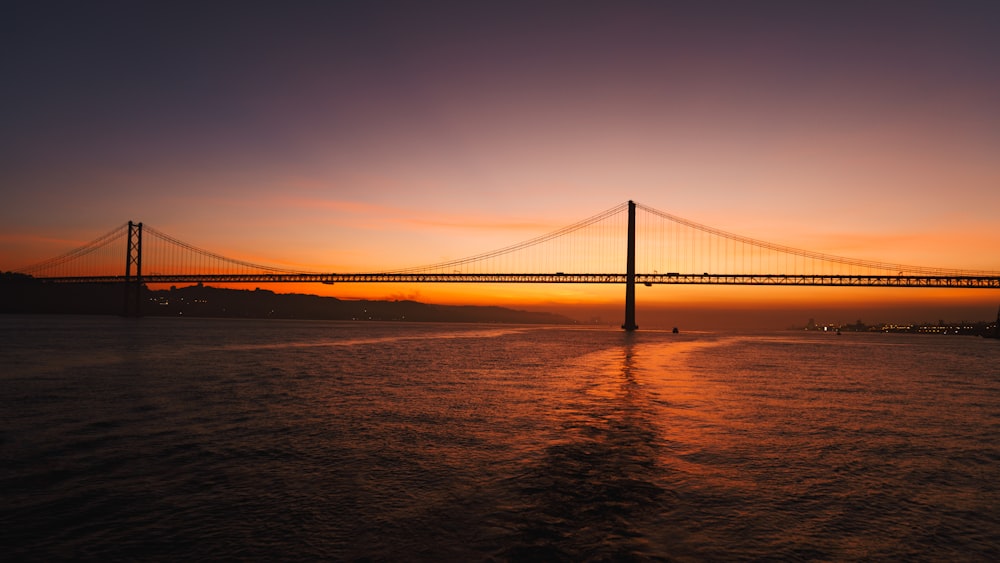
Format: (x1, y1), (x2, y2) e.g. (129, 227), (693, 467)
(2, 1), (999, 327)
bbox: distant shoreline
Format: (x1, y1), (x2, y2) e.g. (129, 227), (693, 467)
(3, 274), (997, 334)
(796, 317), (999, 338)
(0, 277), (577, 325)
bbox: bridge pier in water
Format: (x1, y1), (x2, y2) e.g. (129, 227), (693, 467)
(123, 221), (143, 317)
(622, 200), (638, 331)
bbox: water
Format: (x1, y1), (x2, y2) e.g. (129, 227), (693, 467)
(2, 315), (998, 561)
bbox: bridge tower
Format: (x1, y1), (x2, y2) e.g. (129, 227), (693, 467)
(622, 200), (638, 331)
(123, 221), (143, 317)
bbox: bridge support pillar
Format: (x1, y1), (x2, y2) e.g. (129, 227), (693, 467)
(622, 200), (638, 331)
(123, 221), (143, 317)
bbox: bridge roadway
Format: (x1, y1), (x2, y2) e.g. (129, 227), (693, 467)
(40, 273), (1000, 288)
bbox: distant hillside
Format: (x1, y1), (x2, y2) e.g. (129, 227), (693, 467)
(0, 275), (574, 324)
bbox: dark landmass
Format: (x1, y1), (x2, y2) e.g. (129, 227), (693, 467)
(797, 316), (1000, 338)
(0, 273), (575, 324)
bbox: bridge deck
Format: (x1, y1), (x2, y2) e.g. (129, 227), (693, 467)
(37, 273), (1000, 288)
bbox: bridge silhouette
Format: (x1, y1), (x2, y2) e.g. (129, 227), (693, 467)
(12, 201), (1000, 329)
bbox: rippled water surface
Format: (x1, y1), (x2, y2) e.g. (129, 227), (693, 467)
(2, 315), (999, 561)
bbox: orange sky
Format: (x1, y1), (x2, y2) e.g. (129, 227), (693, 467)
(2, 2), (999, 327)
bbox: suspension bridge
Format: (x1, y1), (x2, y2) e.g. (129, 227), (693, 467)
(10, 201), (1000, 330)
